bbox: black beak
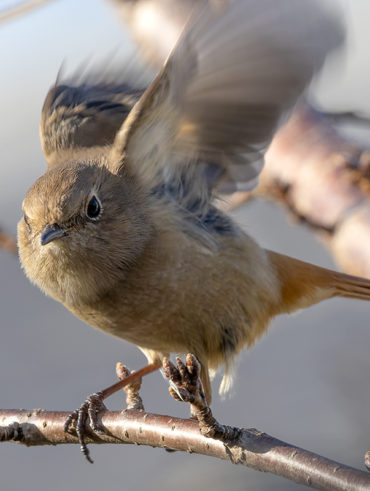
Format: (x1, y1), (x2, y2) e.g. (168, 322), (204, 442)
(40, 223), (66, 246)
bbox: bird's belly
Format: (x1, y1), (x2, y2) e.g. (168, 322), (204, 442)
(71, 301), (196, 355)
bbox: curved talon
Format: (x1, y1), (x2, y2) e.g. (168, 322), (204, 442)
(168, 386), (183, 402)
(87, 392), (106, 434)
(64, 391), (107, 464)
(175, 356), (190, 385)
(76, 405), (92, 463)
(63, 410), (78, 434)
(186, 353), (201, 378)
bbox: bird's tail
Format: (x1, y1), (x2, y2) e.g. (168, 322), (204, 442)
(331, 273), (370, 301)
(267, 251), (370, 314)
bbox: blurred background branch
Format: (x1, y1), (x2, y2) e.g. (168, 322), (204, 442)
(237, 103), (370, 277)
(0, 228), (17, 255)
(0, 0), (54, 24)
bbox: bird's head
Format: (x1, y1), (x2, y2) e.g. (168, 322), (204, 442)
(18, 161), (153, 304)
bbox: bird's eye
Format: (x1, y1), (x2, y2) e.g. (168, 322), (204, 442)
(23, 214), (31, 233)
(86, 196), (101, 220)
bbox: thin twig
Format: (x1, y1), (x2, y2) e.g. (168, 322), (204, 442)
(1, 408), (369, 490)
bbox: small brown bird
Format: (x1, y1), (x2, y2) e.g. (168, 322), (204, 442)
(18, 0), (362, 430)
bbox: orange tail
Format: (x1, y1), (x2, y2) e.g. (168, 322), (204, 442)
(267, 250), (370, 315)
(331, 272), (370, 301)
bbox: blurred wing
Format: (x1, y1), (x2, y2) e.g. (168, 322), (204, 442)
(40, 73), (144, 169)
(109, 0), (199, 69)
(111, 0), (344, 205)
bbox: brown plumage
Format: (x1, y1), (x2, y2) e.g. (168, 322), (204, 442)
(18, 0), (357, 404)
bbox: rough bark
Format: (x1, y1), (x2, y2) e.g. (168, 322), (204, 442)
(1, 409), (370, 490)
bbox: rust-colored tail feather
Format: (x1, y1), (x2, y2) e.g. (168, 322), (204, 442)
(267, 250), (370, 315)
(332, 272), (370, 301)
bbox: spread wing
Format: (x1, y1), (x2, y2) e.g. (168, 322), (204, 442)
(109, 0), (198, 69)
(40, 72), (144, 169)
(110, 0), (344, 205)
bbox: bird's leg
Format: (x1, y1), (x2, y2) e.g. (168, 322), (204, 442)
(64, 361), (160, 463)
(116, 362), (144, 411)
(163, 354), (241, 441)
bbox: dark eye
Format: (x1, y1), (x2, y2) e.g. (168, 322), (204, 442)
(86, 196), (101, 220)
(23, 214), (31, 233)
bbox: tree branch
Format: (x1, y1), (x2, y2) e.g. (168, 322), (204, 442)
(1, 408), (369, 490)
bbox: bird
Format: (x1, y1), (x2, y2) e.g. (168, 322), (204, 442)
(18, 0), (359, 428)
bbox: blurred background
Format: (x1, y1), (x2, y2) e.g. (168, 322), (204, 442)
(0, 1), (370, 489)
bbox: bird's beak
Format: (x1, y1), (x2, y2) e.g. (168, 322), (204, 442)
(40, 223), (66, 246)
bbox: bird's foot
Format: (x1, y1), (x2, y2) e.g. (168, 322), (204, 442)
(163, 354), (241, 441)
(64, 361), (160, 463)
(116, 362), (144, 411)
(163, 354), (207, 413)
(63, 391), (107, 463)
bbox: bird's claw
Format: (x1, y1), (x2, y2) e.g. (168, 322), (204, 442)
(163, 354), (240, 442)
(162, 354), (207, 412)
(64, 391), (107, 464)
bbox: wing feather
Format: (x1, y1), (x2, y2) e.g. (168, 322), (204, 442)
(111, 0), (344, 201)
(40, 72), (144, 169)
